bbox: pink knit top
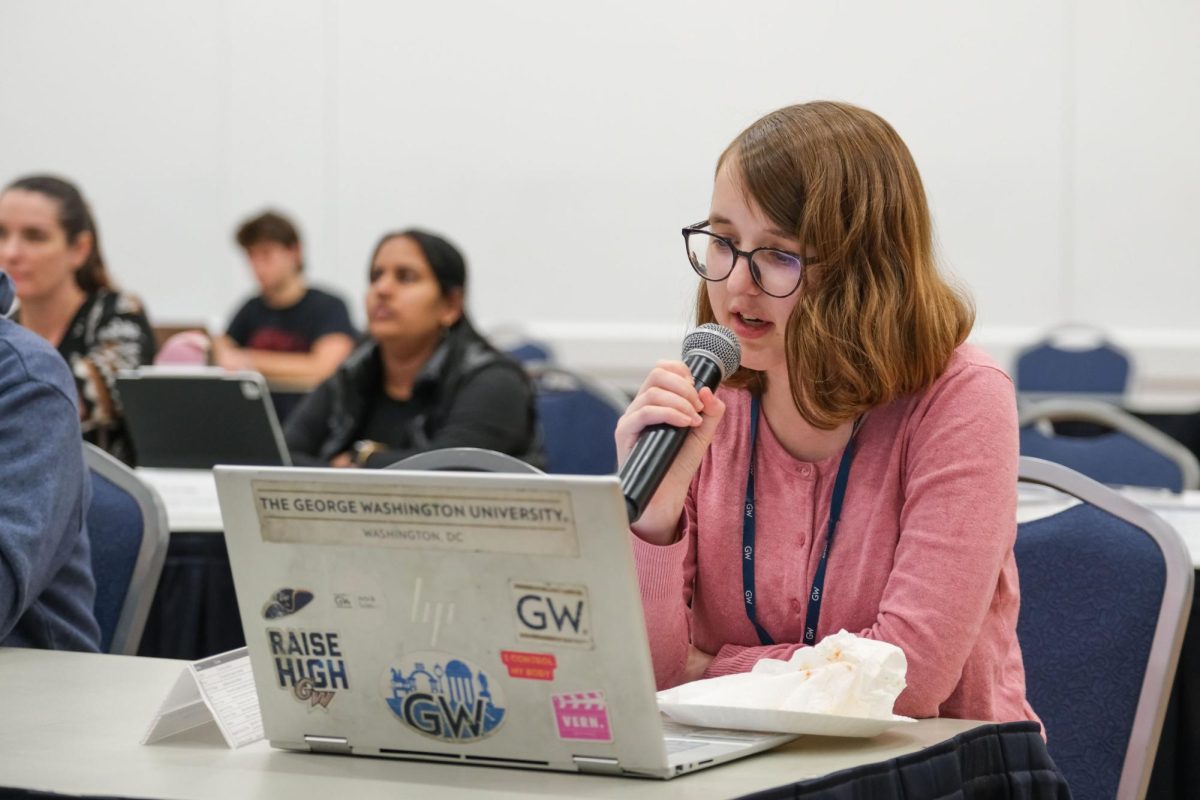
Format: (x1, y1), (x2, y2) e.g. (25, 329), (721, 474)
(632, 344), (1039, 723)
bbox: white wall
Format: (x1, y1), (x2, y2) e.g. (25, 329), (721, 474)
(2, 1), (1198, 395)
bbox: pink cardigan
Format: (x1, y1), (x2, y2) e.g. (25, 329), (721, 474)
(632, 344), (1039, 723)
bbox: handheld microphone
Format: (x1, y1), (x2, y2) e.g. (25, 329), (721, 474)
(619, 323), (741, 523)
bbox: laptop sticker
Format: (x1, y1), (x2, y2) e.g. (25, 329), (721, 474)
(261, 588), (314, 619)
(384, 652), (506, 742)
(511, 581), (593, 647)
(267, 628), (349, 710)
(500, 650), (557, 681)
(329, 566), (387, 613)
(551, 692), (612, 742)
(251, 479), (580, 556)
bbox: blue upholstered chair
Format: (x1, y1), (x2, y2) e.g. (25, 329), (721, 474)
(1016, 324), (1131, 399)
(1016, 457), (1193, 800)
(83, 443), (169, 655)
(1019, 398), (1200, 492)
(528, 365), (628, 475)
(486, 325), (557, 366)
(505, 340), (556, 366)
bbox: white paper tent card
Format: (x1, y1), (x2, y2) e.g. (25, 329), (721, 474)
(142, 647), (264, 749)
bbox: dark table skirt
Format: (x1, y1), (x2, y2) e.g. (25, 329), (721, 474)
(137, 532), (245, 660)
(738, 721), (1069, 800)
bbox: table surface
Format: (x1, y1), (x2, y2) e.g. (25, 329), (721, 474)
(1018, 486), (1200, 568)
(137, 467), (223, 533)
(0, 648), (983, 800)
(141, 467), (1200, 571)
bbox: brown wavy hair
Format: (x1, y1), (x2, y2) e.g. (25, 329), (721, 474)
(697, 101), (974, 429)
(6, 175), (112, 294)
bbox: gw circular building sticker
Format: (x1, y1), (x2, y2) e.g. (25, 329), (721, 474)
(383, 652), (506, 742)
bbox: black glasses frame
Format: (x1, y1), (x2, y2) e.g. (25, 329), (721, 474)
(681, 221), (806, 298)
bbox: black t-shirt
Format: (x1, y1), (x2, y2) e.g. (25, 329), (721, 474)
(226, 286), (357, 352)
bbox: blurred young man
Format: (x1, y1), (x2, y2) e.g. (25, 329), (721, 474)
(213, 211), (356, 386)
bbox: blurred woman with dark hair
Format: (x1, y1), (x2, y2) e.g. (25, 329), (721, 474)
(285, 229), (540, 469)
(0, 175), (154, 464)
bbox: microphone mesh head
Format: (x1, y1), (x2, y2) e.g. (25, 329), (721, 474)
(682, 323), (741, 380)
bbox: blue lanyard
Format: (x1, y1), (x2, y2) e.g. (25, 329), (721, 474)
(741, 394), (857, 647)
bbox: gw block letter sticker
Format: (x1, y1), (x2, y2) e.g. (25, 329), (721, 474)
(511, 580), (593, 647)
(551, 692), (612, 742)
(383, 652), (506, 742)
(250, 479), (578, 557)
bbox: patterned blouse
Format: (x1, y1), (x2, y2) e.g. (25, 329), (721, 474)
(55, 290), (156, 464)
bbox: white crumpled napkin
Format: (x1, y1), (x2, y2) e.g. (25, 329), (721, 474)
(657, 630), (908, 720)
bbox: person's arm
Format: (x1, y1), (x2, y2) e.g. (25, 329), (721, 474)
(614, 360), (728, 688)
(213, 333), (355, 387)
(216, 293), (357, 386)
(699, 365), (1020, 717)
(628, 477), (709, 688)
(282, 378), (339, 466)
(360, 365), (535, 468)
(614, 361), (725, 544)
(71, 295), (155, 431)
(0, 364), (88, 640)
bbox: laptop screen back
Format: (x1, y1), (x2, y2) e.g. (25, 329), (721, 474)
(213, 466), (673, 775)
(118, 369), (291, 469)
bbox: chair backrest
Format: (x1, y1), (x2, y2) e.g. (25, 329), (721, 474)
(484, 324), (557, 366)
(1015, 324), (1131, 398)
(83, 443), (170, 655)
(1018, 398), (1200, 491)
(386, 446), (543, 474)
(504, 340), (555, 366)
(1016, 457), (1193, 800)
(153, 330), (211, 366)
(528, 365), (627, 475)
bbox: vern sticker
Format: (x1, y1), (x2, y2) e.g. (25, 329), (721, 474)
(250, 479), (578, 557)
(511, 581), (593, 647)
(551, 692), (612, 742)
(500, 650), (557, 681)
(384, 652), (506, 742)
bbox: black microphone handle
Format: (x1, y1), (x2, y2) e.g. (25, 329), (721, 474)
(619, 355), (724, 523)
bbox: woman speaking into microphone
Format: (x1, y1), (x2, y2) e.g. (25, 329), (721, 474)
(616, 101), (1037, 724)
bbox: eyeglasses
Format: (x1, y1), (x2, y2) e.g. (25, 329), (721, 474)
(681, 221), (806, 298)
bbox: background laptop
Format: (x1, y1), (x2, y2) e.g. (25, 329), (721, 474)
(214, 466), (794, 779)
(119, 367), (291, 469)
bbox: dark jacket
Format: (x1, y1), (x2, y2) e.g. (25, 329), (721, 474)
(284, 321), (542, 469)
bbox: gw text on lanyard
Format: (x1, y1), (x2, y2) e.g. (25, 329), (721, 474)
(741, 393), (859, 647)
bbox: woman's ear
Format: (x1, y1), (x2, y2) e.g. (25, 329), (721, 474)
(440, 287), (465, 327)
(69, 230), (94, 270)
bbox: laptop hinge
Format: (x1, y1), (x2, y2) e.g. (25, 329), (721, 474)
(304, 735), (352, 755)
(572, 755), (622, 775)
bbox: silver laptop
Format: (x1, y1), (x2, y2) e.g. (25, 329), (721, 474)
(119, 367), (291, 469)
(214, 466), (794, 779)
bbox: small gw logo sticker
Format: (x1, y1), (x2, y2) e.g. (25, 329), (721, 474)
(510, 581), (592, 647)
